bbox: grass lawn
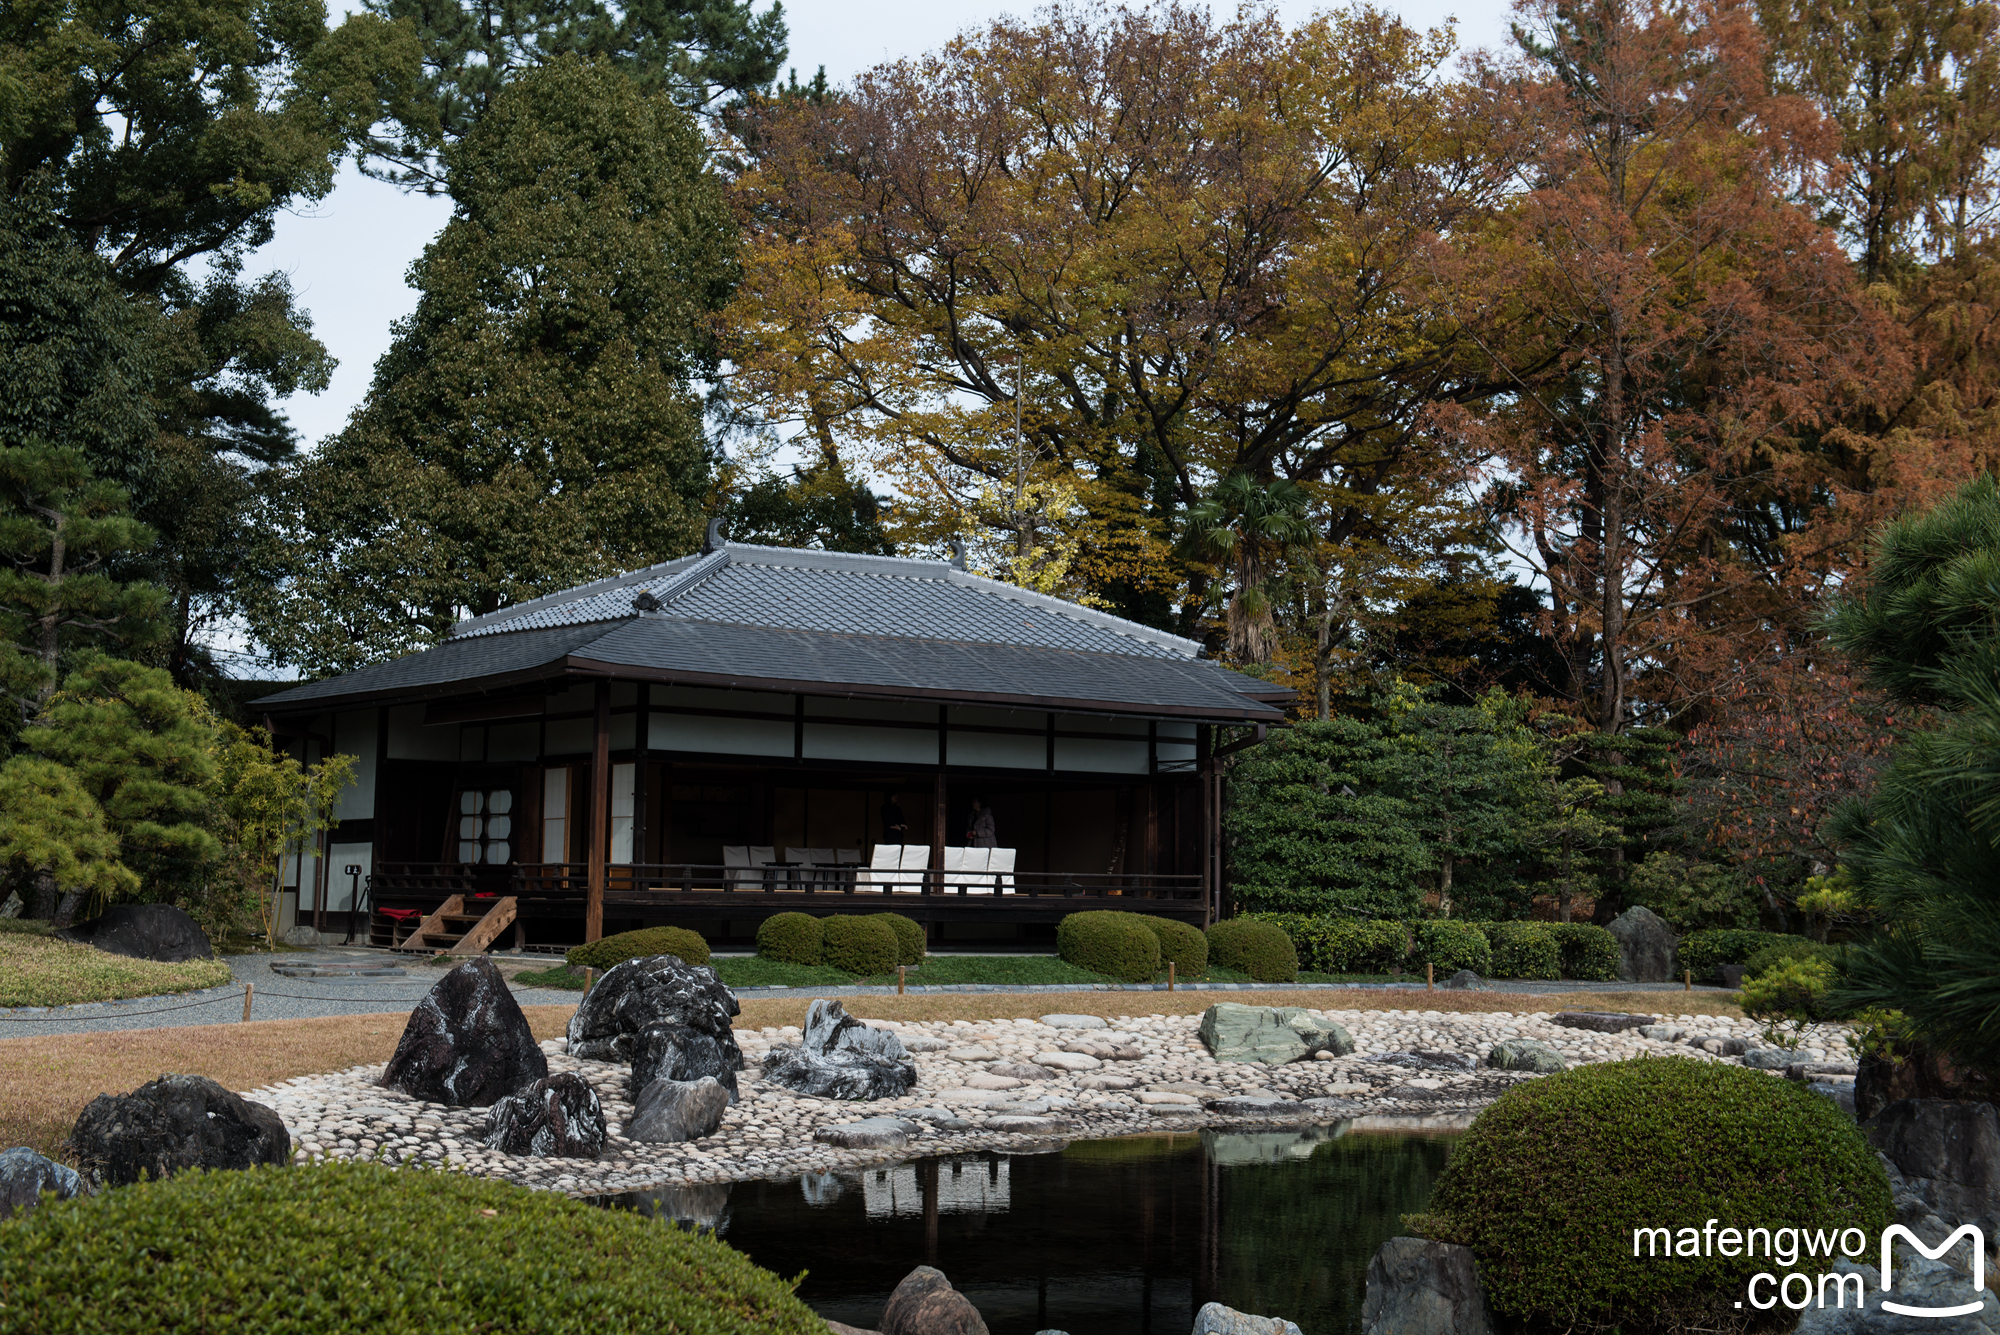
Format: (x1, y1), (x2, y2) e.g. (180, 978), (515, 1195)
(0, 933), (234, 1008)
(0, 987), (1745, 1160)
(521, 953), (1400, 990)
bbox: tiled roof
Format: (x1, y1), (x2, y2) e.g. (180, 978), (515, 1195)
(451, 544), (1197, 660)
(255, 543), (1286, 720)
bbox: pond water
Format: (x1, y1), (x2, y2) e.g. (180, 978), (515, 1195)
(591, 1121), (1459, 1335)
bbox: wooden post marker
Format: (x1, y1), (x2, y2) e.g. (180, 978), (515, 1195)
(898, 965), (906, 996)
(1168, 961), (1176, 992)
(583, 967), (595, 995)
(241, 983), (254, 1021)
(1427, 962), (1434, 992)
(1685, 968), (1692, 992)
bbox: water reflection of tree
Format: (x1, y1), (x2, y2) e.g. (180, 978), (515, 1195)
(1212, 1134), (1455, 1335)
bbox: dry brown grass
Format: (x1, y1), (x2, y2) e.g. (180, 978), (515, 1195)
(0, 987), (1740, 1159)
(0, 934), (233, 1007)
(0, 1007), (576, 1159)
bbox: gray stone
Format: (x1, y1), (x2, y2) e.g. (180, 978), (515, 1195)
(1607, 906), (1677, 982)
(68, 1074), (289, 1188)
(762, 999), (919, 1100)
(1192, 1301), (1305, 1335)
(814, 1118), (911, 1149)
(1792, 1255), (1999, 1334)
(1867, 1100), (2000, 1239)
(1790, 1061), (1861, 1081)
(1198, 1003), (1355, 1066)
(1814, 1082), (1860, 1118)
(1207, 1096), (1304, 1117)
(989, 1062), (1054, 1081)
(0, 891), (20, 919)
(1438, 969), (1484, 991)
(629, 1076), (730, 1143)
(827, 1323), (881, 1335)
(484, 1071), (605, 1158)
(1551, 1010), (1654, 1034)
(1638, 1024), (1684, 1041)
(1487, 1040), (1567, 1074)
(902, 1036), (952, 1053)
(55, 903), (211, 961)
(881, 1265), (989, 1335)
(1740, 1047), (1794, 1070)
(383, 956), (547, 1107)
(1717, 963), (1747, 988)
(1368, 1051), (1477, 1073)
(279, 925), (323, 946)
(0, 1147), (85, 1220)
(1689, 1035), (1747, 1056)
(1360, 1237), (1496, 1335)
(1040, 1014), (1108, 1029)
(984, 1115), (1072, 1134)
(630, 1026), (740, 1104)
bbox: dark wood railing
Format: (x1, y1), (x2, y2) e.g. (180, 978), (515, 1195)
(516, 861), (1203, 903)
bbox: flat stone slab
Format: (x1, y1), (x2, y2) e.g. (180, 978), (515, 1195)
(1041, 1014), (1108, 1029)
(814, 1118), (910, 1149)
(1207, 1096), (1302, 1116)
(984, 1115), (1073, 1134)
(270, 964), (408, 978)
(1550, 1011), (1654, 1034)
(962, 1072), (1025, 1091)
(944, 1046), (998, 1062)
(1034, 1051), (1102, 1072)
(1076, 1074), (1140, 1090)
(1138, 1091), (1200, 1105)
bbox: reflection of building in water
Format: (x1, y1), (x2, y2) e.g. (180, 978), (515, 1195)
(860, 1156), (1010, 1219)
(1201, 1122), (1349, 1167)
(799, 1170), (844, 1207)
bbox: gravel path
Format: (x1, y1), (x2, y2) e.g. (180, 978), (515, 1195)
(256, 1006), (1852, 1199)
(0, 946), (1740, 1037)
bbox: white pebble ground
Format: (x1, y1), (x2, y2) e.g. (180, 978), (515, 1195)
(247, 1007), (1849, 1197)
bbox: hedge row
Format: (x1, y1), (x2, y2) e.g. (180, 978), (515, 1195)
(1678, 928), (1811, 982)
(1244, 913), (1621, 981)
(1053, 913), (1293, 982)
(754, 912), (924, 971)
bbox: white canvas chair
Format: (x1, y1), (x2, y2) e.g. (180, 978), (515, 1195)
(793, 847), (836, 889)
(900, 842), (932, 893)
(987, 847), (1016, 893)
(962, 846), (996, 894)
(723, 845), (754, 889)
(941, 846), (968, 892)
(868, 844), (903, 892)
(749, 844), (778, 889)
(835, 849), (860, 890)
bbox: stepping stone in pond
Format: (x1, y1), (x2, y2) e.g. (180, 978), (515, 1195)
(1550, 1011), (1654, 1034)
(985, 1115), (1074, 1134)
(1035, 1051), (1101, 1072)
(1077, 1074), (1141, 1091)
(1040, 1014), (1108, 1029)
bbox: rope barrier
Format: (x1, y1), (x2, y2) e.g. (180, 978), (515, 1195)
(0, 992), (240, 1022)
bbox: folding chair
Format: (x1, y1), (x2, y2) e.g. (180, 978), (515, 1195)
(868, 844), (903, 893)
(899, 843), (932, 893)
(987, 847), (1016, 894)
(723, 845), (753, 889)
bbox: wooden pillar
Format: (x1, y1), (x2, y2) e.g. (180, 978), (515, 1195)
(931, 768), (947, 883)
(632, 684), (649, 870)
(586, 679), (610, 942)
(1145, 783), (1159, 877)
(1197, 725), (1214, 926)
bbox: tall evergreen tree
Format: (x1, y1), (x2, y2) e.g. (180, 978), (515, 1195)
(247, 57), (735, 674)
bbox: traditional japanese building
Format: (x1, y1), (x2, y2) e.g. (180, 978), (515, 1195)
(255, 529), (1285, 952)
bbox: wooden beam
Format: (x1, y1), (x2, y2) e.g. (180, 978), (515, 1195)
(931, 767), (946, 888)
(586, 680), (610, 942)
(449, 896), (518, 955)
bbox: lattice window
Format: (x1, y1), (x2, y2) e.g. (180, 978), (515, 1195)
(457, 789), (515, 864)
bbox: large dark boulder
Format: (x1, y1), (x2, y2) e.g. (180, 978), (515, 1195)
(1867, 1098), (2000, 1236)
(1360, 1238), (1495, 1335)
(68, 1074), (289, 1187)
(383, 956), (547, 1106)
(1607, 906), (1677, 983)
(630, 1026), (740, 1103)
(880, 1265), (988, 1335)
(628, 1076), (730, 1144)
(484, 1072), (605, 1158)
(762, 999), (918, 1101)
(0, 1146), (86, 1220)
(55, 903), (211, 961)
(565, 955), (743, 1098)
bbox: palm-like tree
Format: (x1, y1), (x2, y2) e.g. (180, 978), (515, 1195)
(1178, 474), (1313, 664)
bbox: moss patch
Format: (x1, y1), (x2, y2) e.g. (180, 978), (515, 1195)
(0, 934), (232, 1008)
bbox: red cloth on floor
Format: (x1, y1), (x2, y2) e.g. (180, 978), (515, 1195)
(377, 908), (423, 922)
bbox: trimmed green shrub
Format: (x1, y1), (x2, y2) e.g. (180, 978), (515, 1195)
(1246, 913), (1406, 974)
(1057, 911), (1161, 982)
(755, 912), (823, 965)
(1679, 929), (1810, 983)
(1407, 919), (1491, 977)
(0, 917), (53, 936)
(1139, 916), (1208, 977)
(819, 914), (899, 976)
(864, 912), (925, 966)
(1741, 955), (1842, 1047)
(0, 1161), (826, 1333)
(567, 925), (710, 972)
(1742, 938), (1838, 982)
(1206, 917), (1299, 983)
(1550, 922), (1620, 981)
(1483, 922), (1559, 981)
(1410, 1058), (1891, 1333)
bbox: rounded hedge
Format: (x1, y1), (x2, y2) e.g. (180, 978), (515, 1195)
(1679, 929), (1810, 983)
(1407, 919), (1491, 977)
(567, 926), (710, 973)
(864, 912), (925, 966)
(755, 912), (823, 965)
(1057, 911), (1161, 982)
(1206, 918), (1298, 983)
(1484, 922), (1560, 981)
(1410, 1057), (1891, 1332)
(1550, 922), (1621, 981)
(1742, 938), (1837, 982)
(820, 914), (899, 976)
(1246, 913), (1406, 974)
(0, 1161), (826, 1334)
(1140, 917), (1208, 978)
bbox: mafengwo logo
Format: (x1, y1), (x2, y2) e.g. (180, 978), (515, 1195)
(1632, 1220), (1990, 1316)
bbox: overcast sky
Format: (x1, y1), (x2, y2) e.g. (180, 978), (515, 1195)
(259, 0), (1513, 448)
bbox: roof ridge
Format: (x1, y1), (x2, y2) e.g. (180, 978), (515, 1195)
(449, 552), (706, 637)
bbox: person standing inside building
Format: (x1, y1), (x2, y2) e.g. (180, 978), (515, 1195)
(967, 797), (996, 848)
(882, 793), (908, 845)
